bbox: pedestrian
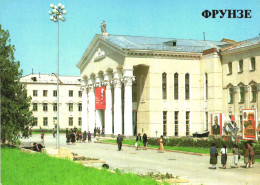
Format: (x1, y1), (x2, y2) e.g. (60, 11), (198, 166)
(220, 144), (228, 169)
(41, 131), (44, 144)
(52, 128), (56, 138)
(143, 133), (148, 150)
(29, 128), (32, 137)
(98, 127), (100, 136)
(232, 144), (240, 168)
(136, 133), (142, 150)
(157, 135), (164, 153)
(83, 131), (87, 143)
(71, 132), (76, 144)
(88, 131), (91, 142)
(210, 143), (218, 169)
(67, 129), (72, 145)
(243, 142), (250, 168)
(94, 127), (96, 138)
(248, 142), (255, 168)
(117, 134), (123, 151)
(79, 132), (82, 142)
(66, 128), (69, 142)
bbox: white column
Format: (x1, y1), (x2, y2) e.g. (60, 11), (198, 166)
(113, 70), (122, 135)
(122, 69), (134, 136)
(104, 72), (113, 135)
(88, 77), (95, 133)
(81, 86), (88, 132)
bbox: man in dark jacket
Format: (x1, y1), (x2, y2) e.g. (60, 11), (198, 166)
(117, 134), (123, 151)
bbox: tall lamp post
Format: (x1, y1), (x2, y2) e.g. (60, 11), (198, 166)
(49, 3), (67, 149)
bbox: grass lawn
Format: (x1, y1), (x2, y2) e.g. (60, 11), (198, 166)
(1, 146), (165, 185)
(100, 139), (232, 154)
(255, 159), (260, 163)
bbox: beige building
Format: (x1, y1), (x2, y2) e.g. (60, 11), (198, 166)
(21, 74), (82, 130)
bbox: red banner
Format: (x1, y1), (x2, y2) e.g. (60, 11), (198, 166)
(242, 109), (257, 140)
(95, 86), (106, 109)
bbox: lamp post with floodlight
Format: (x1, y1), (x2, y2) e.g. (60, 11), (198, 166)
(49, 3), (67, 149)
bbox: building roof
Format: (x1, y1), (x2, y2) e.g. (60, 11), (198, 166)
(98, 34), (229, 53)
(222, 36), (260, 52)
(20, 74), (81, 85)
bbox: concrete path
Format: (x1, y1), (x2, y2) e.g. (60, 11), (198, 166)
(21, 134), (260, 185)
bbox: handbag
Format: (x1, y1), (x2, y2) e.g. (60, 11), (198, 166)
(238, 155), (241, 160)
(135, 142), (138, 147)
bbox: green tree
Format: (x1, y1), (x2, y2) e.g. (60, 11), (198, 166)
(0, 25), (33, 143)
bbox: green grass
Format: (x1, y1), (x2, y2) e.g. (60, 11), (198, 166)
(100, 139), (232, 154)
(1, 146), (164, 185)
(255, 159), (260, 163)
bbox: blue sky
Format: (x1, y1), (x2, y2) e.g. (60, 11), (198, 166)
(1, 0), (260, 76)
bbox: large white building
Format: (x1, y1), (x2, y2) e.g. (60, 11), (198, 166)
(21, 74), (82, 130)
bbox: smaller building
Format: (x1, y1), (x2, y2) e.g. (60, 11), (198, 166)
(21, 74), (82, 130)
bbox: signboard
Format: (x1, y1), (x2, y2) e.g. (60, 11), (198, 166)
(242, 109), (257, 140)
(211, 113), (222, 135)
(95, 86), (106, 109)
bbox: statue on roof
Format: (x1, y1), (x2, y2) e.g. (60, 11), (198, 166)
(100, 20), (107, 34)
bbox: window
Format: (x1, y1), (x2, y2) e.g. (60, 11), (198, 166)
(69, 117), (73, 126)
(163, 111), (167, 136)
(229, 88), (234, 104)
(228, 63), (232, 74)
(69, 103), (73, 111)
(43, 90), (48, 97)
(53, 117), (57, 126)
(185, 73), (190, 100)
(43, 117), (48, 126)
(33, 117), (38, 126)
(239, 115), (242, 132)
(78, 91), (82, 97)
(239, 86), (245, 103)
(69, 90), (73, 97)
(186, 111), (190, 136)
(251, 85), (257, 102)
(205, 112), (208, 131)
(162, 73), (167, 99)
(174, 111), (178, 136)
(78, 117), (82, 126)
(205, 73), (208, 100)
(250, 57), (255, 71)
(43, 103), (48, 111)
(53, 103), (57, 111)
(33, 103), (38, 111)
(78, 103), (82, 112)
(174, 73), (178, 100)
(53, 90), (57, 97)
(239, 60), (243, 73)
(33, 90), (38, 97)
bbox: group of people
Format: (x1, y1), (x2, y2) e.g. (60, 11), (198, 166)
(135, 133), (148, 150)
(93, 127), (104, 137)
(210, 141), (255, 169)
(66, 128), (92, 144)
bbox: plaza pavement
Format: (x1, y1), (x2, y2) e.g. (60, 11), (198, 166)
(21, 134), (260, 185)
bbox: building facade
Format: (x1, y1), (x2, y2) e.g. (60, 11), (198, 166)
(21, 74), (82, 130)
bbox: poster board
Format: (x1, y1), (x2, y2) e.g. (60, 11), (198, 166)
(95, 86), (106, 110)
(211, 113), (222, 135)
(242, 109), (257, 140)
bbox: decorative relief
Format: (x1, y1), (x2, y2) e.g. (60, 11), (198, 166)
(111, 79), (122, 88)
(104, 80), (111, 90)
(94, 48), (106, 61)
(121, 76), (135, 86)
(87, 84), (94, 92)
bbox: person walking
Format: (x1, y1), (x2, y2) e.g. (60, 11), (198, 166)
(142, 133), (148, 150)
(41, 131), (44, 144)
(83, 131), (87, 143)
(232, 144), (239, 168)
(94, 127), (97, 138)
(117, 134), (123, 151)
(210, 143), (218, 169)
(243, 142), (250, 168)
(71, 132), (76, 144)
(29, 128), (32, 137)
(52, 128), (56, 138)
(157, 135), (164, 153)
(88, 131), (91, 143)
(220, 144), (228, 169)
(136, 133), (142, 150)
(248, 142), (255, 168)
(79, 132), (82, 142)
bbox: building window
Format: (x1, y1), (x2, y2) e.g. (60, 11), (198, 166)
(205, 112), (208, 131)
(163, 111), (167, 136)
(239, 86), (245, 103)
(239, 60), (243, 73)
(174, 111), (179, 136)
(69, 90), (73, 97)
(251, 85), (257, 102)
(229, 88), (234, 104)
(186, 111), (190, 136)
(69, 117), (73, 126)
(43, 103), (48, 111)
(228, 62), (232, 74)
(33, 103), (38, 111)
(53, 90), (57, 97)
(53, 103), (57, 111)
(239, 115), (242, 132)
(174, 73), (178, 100)
(53, 117), (57, 126)
(205, 73), (208, 100)
(162, 73), (167, 99)
(43, 117), (48, 126)
(33, 90), (38, 97)
(78, 117), (82, 126)
(250, 57), (255, 71)
(33, 117), (38, 126)
(78, 91), (82, 97)
(43, 90), (48, 97)
(69, 103), (73, 111)
(78, 103), (82, 112)
(185, 73), (190, 100)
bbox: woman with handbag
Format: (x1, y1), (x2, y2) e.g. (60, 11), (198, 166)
(232, 144), (239, 168)
(210, 143), (218, 169)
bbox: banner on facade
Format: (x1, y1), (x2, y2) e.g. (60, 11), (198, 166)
(211, 113), (222, 135)
(95, 86), (106, 109)
(242, 109), (257, 140)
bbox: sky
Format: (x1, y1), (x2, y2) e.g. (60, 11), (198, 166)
(1, 0), (260, 77)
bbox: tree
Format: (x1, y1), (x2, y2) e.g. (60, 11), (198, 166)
(0, 24), (33, 143)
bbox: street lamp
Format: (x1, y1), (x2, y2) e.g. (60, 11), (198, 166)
(49, 3), (67, 149)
